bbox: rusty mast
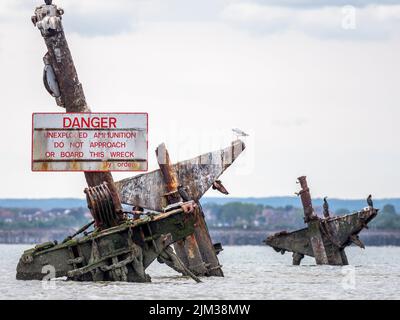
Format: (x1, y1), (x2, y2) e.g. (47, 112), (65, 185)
(31, 0), (119, 195)
(31, 0), (127, 234)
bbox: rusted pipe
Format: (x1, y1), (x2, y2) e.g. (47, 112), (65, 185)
(297, 176), (316, 223)
(155, 143), (181, 204)
(155, 143), (207, 275)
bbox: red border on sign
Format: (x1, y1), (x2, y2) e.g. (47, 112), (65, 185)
(31, 112), (149, 173)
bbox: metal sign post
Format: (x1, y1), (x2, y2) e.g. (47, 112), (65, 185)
(32, 1), (119, 191)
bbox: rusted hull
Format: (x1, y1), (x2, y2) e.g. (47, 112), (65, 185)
(116, 141), (245, 277)
(266, 209), (377, 261)
(17, 208), (196, 282)
(148, 142), (240, 277)
(265, 176), (378, 265)
(171, 205), (224, 277)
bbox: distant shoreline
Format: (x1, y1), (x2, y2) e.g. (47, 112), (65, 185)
(1, 196), (400, 212)
(1, 228), (399, 246)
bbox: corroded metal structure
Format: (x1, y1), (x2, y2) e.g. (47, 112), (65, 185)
(265, 176), (378, 265)
(17, 206), (197, 281)
(17, 1), (245, 282)
(117, 140), (245, 276)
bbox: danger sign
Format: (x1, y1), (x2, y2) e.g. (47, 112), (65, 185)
(32, 113), (148, 172)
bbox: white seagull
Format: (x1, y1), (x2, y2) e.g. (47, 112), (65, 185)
(232, 128), (249, 138)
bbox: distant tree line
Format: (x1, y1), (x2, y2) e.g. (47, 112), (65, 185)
(203, 202), (400, 230)
(369, 204), (400, 229)
(1, 203), (400, 231)
(0, 207), (90, 230)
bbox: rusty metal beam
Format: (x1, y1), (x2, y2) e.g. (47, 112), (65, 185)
(155, 143), (181, 205)
(155, 143), (208, 276)
(192, 203), (224, 276)
(297, 176), (329, 264)
(297, 176), (316, 223)
(297, 176), (343, 267)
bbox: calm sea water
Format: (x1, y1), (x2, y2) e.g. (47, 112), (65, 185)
(0, 244), (399, 300)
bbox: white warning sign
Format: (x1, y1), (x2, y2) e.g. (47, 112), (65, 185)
(32, 113), (148, 172)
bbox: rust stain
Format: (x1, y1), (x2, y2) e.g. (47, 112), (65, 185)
(101, 161), (109, 171)
(71, 160), (80, 171)
(40, 162), (49, 171)
(132, 162), (140, 170)
(187, 235), (196, 259)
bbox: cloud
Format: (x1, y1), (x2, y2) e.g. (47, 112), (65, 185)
(3, 1), (400, 38)
(0, 0), (144, 36)
(32, 0), (229, 37)
(221, 2), (400, 39)
(232, 0), (400, 8)
(49, 0), (142, 36)
(271, 117), (308, 127)
(63, 11), (136, 37)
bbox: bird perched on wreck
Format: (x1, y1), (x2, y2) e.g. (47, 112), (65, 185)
(323, 197), (330, 218)
(232, 128), (249, 139)
(367, 194), (374, 208)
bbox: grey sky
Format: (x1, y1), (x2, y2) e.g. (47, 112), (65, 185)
(0, 0), (399, 199)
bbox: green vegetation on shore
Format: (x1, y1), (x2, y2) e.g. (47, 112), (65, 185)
(0, 202), (400, 231)
(371, 205), (400, 229)
(203, 202), (400, 230)
(0, 207), (89, 230)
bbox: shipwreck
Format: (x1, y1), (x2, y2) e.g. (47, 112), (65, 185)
(264, 176), (378, 265)
(16, 1), (245, 282)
